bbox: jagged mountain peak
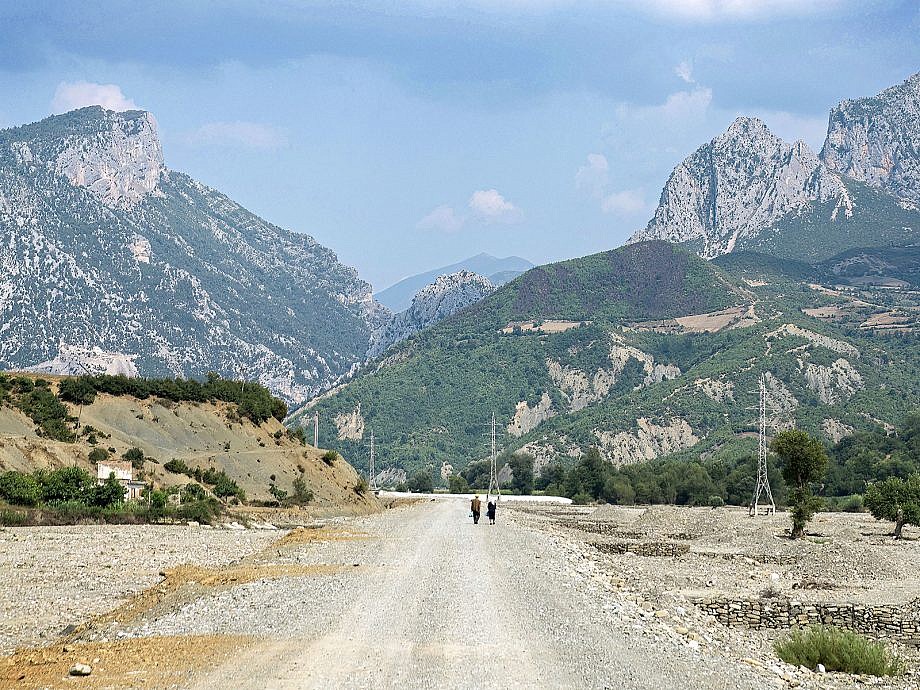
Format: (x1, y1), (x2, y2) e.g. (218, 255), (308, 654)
(821, 71), (920, 207)
(629, 116), (845, 258)
(2, 106), (163, 208)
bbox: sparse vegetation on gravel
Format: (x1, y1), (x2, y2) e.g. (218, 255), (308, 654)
(774, 625), (902, 676)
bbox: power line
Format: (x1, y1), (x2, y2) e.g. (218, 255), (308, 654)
(750, 373), (776, 517)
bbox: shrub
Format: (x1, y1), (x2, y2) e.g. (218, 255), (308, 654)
(123, 447), (146, 469)
(571, 492), (593, 505)
(36, 466), (94, 503)
(354, 477), (369, 495)
(164, 459), (190, 474)
(321, 450), (338, 466)
(176, 498), (221, 525)
(16, 388), (75, 442)
(708, 495), (725, 508)
(269, 483), (288, 502)
(0, 471), (41, 506)
(180, 483), (207, 502)
(88, 447), (110, 464)
(0, 508), (27, 526)
(57, 378), (97, 405)
(774, 626), (901, 676)
(291, 476), (313, 505)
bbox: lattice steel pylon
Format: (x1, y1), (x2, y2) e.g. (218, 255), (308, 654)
(749, 373), (776, 516)
(368, 429), (377, 491)
(486, 412), (501, 505)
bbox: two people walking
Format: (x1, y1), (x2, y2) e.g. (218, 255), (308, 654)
(470, 494), (497, 525)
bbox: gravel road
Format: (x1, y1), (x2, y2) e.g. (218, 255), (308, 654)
(173, 499), (761, 690)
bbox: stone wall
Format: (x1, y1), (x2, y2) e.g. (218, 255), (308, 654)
(695, 596), (920, 642)
(593, 541), (690, 558)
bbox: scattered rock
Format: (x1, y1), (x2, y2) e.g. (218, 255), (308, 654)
(69, 662), (92, 676)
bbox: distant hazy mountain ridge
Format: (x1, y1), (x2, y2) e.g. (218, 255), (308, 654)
(367, 270), (495, 358)
(375, 253), (532, 312)
(0, 106), (384, 404)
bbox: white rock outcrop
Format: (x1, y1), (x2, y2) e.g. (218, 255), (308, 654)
(594, 418), (699, 466)
(694, 377), (735, 402)
(334, 403), (365, 441)
(821, 72), (920, 207)
(822, 418), (855, 444)
(507, 392), (555, 437)
(548, 339), (680, 413)
(804, 358), (863, 405)
(26, 344), (139, 377)
(54, 110), (164, 208)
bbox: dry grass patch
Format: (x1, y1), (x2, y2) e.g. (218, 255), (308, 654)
(274, 526), (368, 548)
(0, 634), (256, 689)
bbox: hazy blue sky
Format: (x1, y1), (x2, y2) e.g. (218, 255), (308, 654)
(0, 1), (918, 289)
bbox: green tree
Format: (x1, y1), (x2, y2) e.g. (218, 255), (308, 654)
(864, 474), (920, 539)
(507, 452), (535, 494)
(292, 476), (313, 505)
(406, 470), (434, 493)
(57, 378), (97, 405)
(0, 471), (41, 506)
(448, 474), (470, 494)
(123, 447), (146, 469)
(772, 430), (828, 539)
(90, 473), (126, 507)
(36, 466), (94, 503)
(88, 447), (110, 464)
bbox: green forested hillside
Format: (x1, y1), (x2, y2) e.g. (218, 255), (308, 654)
(288, 241), (920, 481)
(738, 179), (920, 261)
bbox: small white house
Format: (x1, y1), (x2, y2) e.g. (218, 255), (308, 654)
(96, 460), (146, 500)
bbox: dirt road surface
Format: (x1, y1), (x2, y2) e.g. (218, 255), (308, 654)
(180, 499), (756, 689)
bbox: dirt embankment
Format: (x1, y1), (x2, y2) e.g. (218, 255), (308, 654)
(0, 378), (378, 510)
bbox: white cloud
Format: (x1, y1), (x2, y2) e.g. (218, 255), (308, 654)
(417, 204), (465, 233)
(51, 81), (138, 113)
(188, 121), (287, 149)
(601, 189), (648, 215)
(575, 153), (610, 197)
(468, 189), (523, 224)
(620, 0), (843, 21)
(675, 60), (695, 84)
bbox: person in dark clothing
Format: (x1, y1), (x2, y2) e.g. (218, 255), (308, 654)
(487, 500), (496, 525)
(470, 495), (481, 524)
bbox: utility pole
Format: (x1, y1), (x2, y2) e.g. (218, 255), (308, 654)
(486, 412), (501, 505)
(369, 429), (377, 491)
(750, 373), (776, 516)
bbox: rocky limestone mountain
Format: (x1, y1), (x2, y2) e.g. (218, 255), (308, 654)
(0, 106), (386, 405)
(822, 72), (920, 207)
(629, 117), (848, 259)
(367, 270), (495, 358)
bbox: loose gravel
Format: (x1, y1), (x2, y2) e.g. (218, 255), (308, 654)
(0, 525), (278, 655)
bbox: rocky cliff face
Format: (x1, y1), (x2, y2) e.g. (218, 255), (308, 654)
(630, 117), (847, 258)
(367, 270), (494, 358)
(821, 72), (920, 208)
(0, 107), (383, 405)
